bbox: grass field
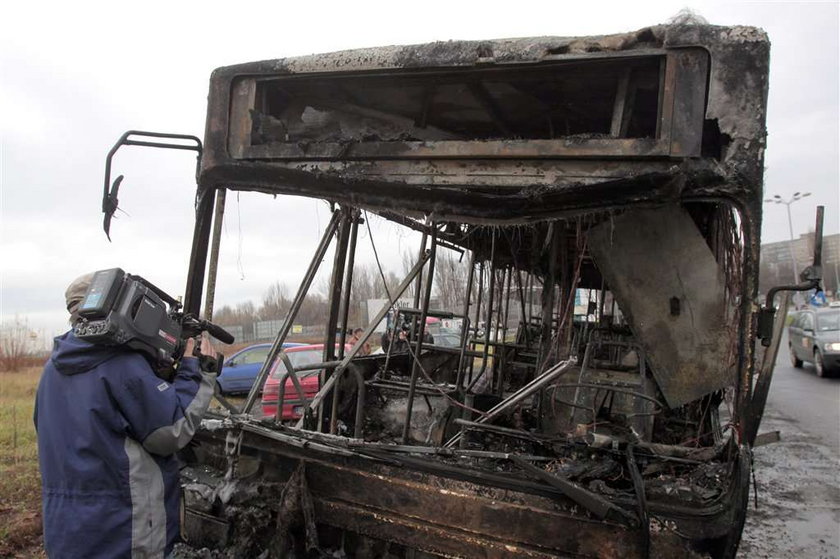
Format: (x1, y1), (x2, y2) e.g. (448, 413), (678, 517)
(0, 367), (45, 558)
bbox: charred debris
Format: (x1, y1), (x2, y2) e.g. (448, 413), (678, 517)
(110, 20), (777, 559)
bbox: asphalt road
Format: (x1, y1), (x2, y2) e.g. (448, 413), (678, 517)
(740, 334), (840, 558)
(766, 338), (840, 453)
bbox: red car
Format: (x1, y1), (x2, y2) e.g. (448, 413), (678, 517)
(261, 344), (349, 420)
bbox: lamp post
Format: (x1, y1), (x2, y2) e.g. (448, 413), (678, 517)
(764, 192), (811, 283)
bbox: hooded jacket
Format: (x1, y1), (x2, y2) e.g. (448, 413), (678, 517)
(34, 332), (215, 559)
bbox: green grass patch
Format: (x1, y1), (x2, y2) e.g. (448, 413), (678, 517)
(0, 367), (45, 557)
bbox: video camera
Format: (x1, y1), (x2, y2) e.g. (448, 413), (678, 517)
(73, 268), (234, 373)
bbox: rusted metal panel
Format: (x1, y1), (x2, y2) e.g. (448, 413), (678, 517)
(193, 428), (648, 558)
(227, 78), (255, 159)
(669, 49), (710, 157)
(315, 501), (595, 559)
(238, 137), (671, 161)
(305, 459), (625, 543)
(588, 205), (732, 407)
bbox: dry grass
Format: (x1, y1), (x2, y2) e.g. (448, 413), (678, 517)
(0, 367), (45, 558)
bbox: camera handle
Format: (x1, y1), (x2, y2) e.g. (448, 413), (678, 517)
(182, 314), (234, 374)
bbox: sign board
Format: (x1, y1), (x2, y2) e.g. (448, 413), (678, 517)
(366, 298), (414, 332)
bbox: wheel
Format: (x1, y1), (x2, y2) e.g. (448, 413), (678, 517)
(814, 349), (827, 378)
(790, 345), (803, 368)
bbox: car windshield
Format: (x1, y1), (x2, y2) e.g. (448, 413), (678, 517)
(435, 335), (461, 348)
(817, 311), (840, 332)
(237, 346), (270, 365)
(270, 350), (324, 378)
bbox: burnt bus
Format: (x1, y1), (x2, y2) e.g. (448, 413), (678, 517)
(102, 21), (820, 559)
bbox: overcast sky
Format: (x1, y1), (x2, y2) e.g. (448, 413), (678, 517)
(1, 0), (838, 340)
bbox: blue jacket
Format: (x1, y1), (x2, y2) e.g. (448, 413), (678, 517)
(34, 332), (215, 558)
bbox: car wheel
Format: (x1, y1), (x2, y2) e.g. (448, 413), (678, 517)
(814, 349), (826, 378)
(790, 345), (803, 368)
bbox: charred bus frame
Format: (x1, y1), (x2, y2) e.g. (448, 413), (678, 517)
(101, 22), (824, 559)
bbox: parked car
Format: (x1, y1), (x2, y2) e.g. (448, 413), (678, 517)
(261, 344), (351, 419)
(788, 307), (840, 377)
(216, 342), (305, 395)
(433, 332), (462, 348)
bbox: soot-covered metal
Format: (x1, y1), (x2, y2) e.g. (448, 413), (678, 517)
(172, 20), (772, 559)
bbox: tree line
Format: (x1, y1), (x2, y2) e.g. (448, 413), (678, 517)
(212, 249), (469, 332)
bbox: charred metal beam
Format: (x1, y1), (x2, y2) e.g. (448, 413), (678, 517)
(446, 358), (576, 448)
(203, 188), (226, 322)
(538, 225), (559, 371)
(510, 455), (634, 524)
(470, 231), (496, 393)
(324, 208), (353, 366)
(184, 187), (216, 316)
(375, 211), (464, 254)
(337, 211), (361, 359)
(402, 224), (437, 444)
(455, 251), (476, 389)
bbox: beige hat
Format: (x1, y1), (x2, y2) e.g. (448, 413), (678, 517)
(66, 272), (95, 324)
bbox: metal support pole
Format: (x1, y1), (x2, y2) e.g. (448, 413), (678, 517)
(324, 208), (352, 365)
(477, 233), (497, 389)
(784, 203), (799, 283)
(469, 262), (485, 385)
(337, 210), (361, 359)
(321, 209), (353, 432)
(515, 270), (530, 347)
(241, 210), (342, 414)
(498, 267), (513, 396)
(295, 250), (433, 429)
(402, 226), (438, 444)
(203, 188), (226, 322)
(527, 273), (534, 325)
(330, 210), (361, 434)
(455, 251), (476, 389)
(502, 267), (513, 342)
(411, 231), (429, 339)
(445, 358), (576, 448)
(539, 227), (559, 372)
(184, 187), (217, 316)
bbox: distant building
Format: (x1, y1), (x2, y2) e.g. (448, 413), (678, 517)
(760, 232), (840, 296)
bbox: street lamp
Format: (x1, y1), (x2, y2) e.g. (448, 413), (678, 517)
(764, 192), (811, 282)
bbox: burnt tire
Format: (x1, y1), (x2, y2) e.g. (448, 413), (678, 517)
(790, 345), (803, 368)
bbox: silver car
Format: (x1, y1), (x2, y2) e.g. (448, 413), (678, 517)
(788, 307), (840, 377)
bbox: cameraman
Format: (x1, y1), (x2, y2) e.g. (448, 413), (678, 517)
(34, 272), (218, 559)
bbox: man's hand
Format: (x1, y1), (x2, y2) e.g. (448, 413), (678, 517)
(184, 335), (216, 359)
(185, 335), (222, 373)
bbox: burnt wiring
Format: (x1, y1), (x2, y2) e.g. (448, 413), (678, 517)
(404, 342), (484, 416)
(626, 443), (651, 558)
(363, 209), (393, 303)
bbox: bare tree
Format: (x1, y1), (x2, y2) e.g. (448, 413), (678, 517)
(434, 249), (469, 311)
(400, 249), (418, 299)
(261, 281), (291, 320)
(0, 316), (40, 371)
(214, 301), (259, 333)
